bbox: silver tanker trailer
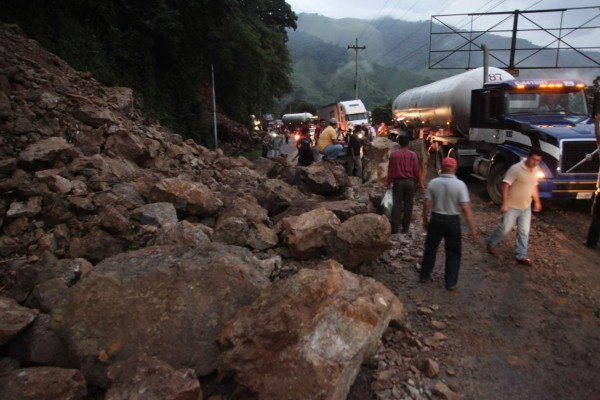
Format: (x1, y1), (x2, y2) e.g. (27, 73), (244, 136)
(392, 67), (599, 204)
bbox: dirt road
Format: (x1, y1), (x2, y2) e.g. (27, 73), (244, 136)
(351, 167), (600, 400)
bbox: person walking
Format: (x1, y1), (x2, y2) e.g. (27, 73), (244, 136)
(346, 126), (366, 177)
(291, 126), (314, 185)
(317, 118), (344, 161)
(386, 135), (424, 234)
(485, 148), (544, 265)
(269, 131), (284, 158)
(420, 157), (477, 290)
(584, 113), (600, 249)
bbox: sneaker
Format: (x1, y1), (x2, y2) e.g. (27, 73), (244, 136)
(583, 241), (598, 249)
(486, 243), (497, 255)
(516, 258), (532, 266)
(419, 275), (433, 283)
(446, 284), (457, 291)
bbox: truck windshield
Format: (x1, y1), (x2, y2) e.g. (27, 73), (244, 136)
(347, 112), (368, 121)
(506, 90), (588, 116)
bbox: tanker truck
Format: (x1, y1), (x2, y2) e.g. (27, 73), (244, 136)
(281, 112), (314, 130)
(392, 67), (599, 204)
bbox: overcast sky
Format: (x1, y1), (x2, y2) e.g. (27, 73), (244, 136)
(285, 0), (599, 22)
(285, 1), (600, 51)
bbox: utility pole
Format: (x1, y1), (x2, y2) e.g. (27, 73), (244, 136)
(211, 64), (218, 150)
(348, 38), (366, 99)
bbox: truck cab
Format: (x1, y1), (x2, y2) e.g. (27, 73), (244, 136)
(470, 79), (598, 203)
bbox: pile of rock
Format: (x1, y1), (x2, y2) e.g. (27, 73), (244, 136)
(0, 22), (406, 399)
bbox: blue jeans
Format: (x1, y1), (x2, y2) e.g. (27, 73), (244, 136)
(420, 213), (462, 287)
(320, 144), (343, 160)
(486, 206), (532, 259)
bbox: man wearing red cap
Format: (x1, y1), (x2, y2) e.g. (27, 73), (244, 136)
(420, 157), (477, 290)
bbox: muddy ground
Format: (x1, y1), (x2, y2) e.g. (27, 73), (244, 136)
(350, 161), (600, 400)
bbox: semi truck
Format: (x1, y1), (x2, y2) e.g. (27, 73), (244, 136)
(392, 67), (599, 204)
(317, 99), (369, 131)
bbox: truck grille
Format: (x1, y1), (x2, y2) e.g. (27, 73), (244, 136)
(560, 141), (599, 174)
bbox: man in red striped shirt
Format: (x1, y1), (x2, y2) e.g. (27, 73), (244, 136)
(387, 135), (425, 234)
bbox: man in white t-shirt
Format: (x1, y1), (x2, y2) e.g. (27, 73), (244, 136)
(485, 148), (543, 266)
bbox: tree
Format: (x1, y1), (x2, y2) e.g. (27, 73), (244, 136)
(370, 99), (393, 125)
(1, 0), (298, 145)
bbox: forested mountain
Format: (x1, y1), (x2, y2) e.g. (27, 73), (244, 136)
(283, 13), (600, 114)
(1, 0), (297, 146)
(281, 14), (450, 113)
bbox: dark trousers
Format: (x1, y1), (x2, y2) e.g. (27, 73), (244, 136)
(391, 178), (415, 233)
(586, 192), (600, 247)
(420, 213), (462, 287)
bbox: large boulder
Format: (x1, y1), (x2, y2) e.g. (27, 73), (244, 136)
(71, 103), (117, 128)
(362, 137), (398, 184)
(18, 137), (74, 167)
(213, 194), (277, 250)
(0, 367), (87, 400)
(254, 179), (305, 217)
(149, 177), (223, 217)
(218, 260), (403, 400)
(149, 220), (212, 247)
(0, 296), (39, 345)
(105, 128), (149, 164)
(320, 199), (369, 222)
(52, 244), (270, 387)
(68, 226), (129, 263)
(300, 161), (348, 195)
(281, 208), (341, 260)
(326, 213), (392, 270)
(105, 354), (202, 400)
(9, 313), (67, 366)
(130, 202), (178, 227)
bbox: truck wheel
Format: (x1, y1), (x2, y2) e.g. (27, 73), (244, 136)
(487, 161), (507, 205)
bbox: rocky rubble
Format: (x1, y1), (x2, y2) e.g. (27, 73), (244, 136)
(0, 22), (435, 399)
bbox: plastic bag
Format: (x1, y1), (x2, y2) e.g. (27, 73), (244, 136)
(381, 188), (393, 220)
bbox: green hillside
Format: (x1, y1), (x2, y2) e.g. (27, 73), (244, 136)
(282, 13), (455, 113)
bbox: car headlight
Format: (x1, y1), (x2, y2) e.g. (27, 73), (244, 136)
(536, 170), (545, 179)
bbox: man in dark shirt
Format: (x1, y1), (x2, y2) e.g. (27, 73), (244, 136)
(346, 126), (366, 177)
(387, 135), (425, 234)
(291, 126), (314, 185)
